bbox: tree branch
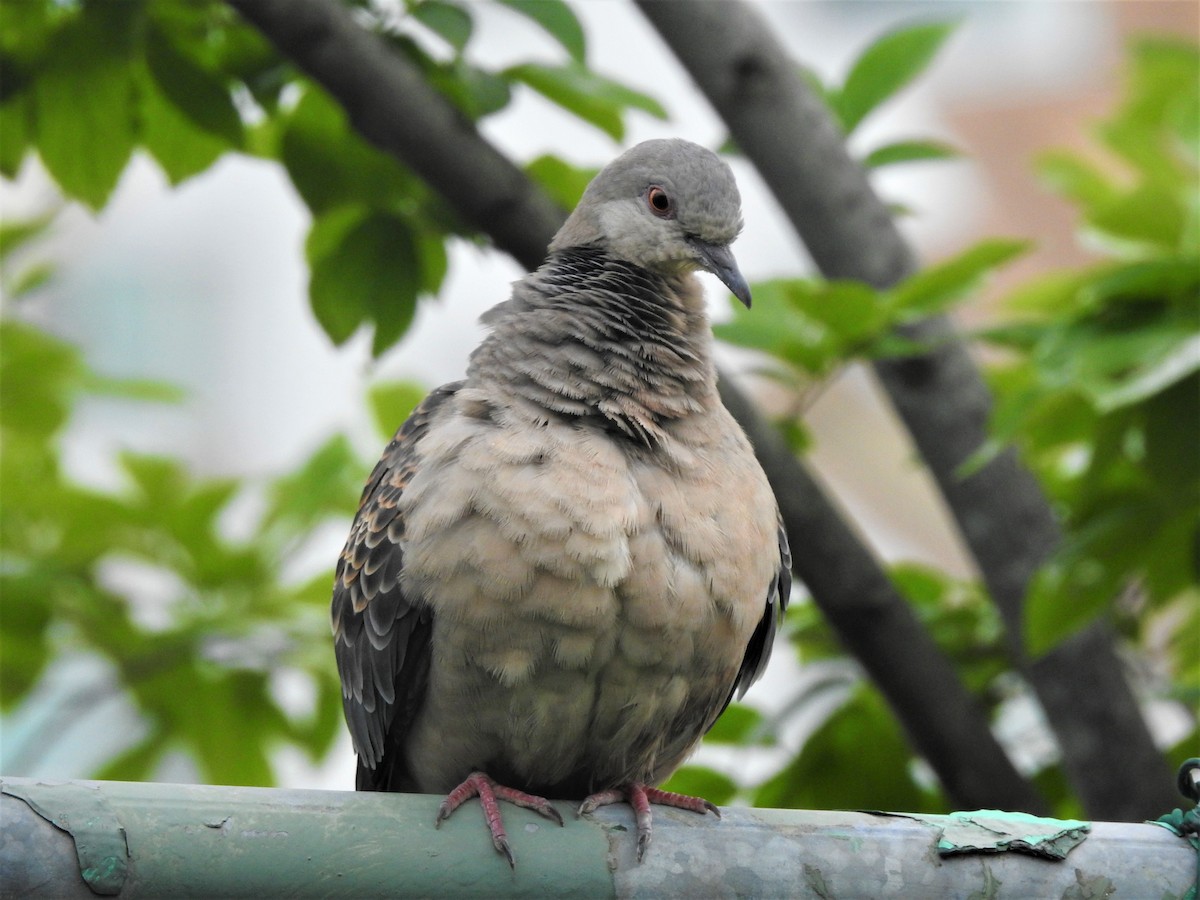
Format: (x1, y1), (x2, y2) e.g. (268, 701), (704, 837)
(229, 0), (1042, 811)
(226, 0), (563, 271)
(635, 0), (1175, 818)
(719, 381), (1045, 813)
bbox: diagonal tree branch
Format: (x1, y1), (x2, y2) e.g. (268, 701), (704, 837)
(226, 0), (1046, 811)
(227, 0), (564, 271)
(634, 0), (1175, 819)
(718, 381), (1046, 813)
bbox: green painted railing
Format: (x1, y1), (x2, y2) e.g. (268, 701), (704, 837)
(2, 777), (1193, 898)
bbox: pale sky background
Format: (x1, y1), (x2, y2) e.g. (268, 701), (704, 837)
(2, 0), (1195, 790)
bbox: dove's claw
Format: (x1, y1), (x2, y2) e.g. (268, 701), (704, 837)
(436, 771), (560, 868)
(578, 781), (719, 862)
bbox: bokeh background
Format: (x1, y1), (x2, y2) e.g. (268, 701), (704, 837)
(2, 0), (1196, 795)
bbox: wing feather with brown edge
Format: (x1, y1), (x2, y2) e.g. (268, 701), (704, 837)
(331, 381), (462, 791)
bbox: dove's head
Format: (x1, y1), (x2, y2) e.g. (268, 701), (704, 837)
(549, 139), (751, 307)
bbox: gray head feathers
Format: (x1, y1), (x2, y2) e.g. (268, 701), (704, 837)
(549, 139), (750, 306)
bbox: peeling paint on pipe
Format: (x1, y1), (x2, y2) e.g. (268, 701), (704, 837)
(1, 777), (1193, 898)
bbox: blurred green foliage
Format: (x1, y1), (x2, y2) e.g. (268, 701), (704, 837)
(0, 0), (654, 355)
(0, 314), (349, 783)
(694, 33), (1198, 812)
(979, 38), (1199, 678)
(1, 0), (638, 785)
(0, 1), (1194, 814)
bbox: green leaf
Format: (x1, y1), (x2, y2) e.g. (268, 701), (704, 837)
(306, 207), (422, 355)
(863, 139), (959, 169)
(1086, 182), (1189, 253)
(660, 765), (738, 806)
(0, 573), (55, 709)
(265, 434), (362, 532)
(1101, 38), (1200, 182)
(987, 378), (1095, 460)
(1023, 541), (1118, 657)
(169, 668), (278, 785)
(715, 280), (832, 373)
(705, 702), (769, 745)
(1037, 151), (1117, 212)
(808, 281), (889, 343)
(716, 277), (886, 374)
(998, 268), (1091, 319)
(1034, 304), (1200, 413)
(83, 373), (184, 404)
(1081, 258), (1200, 308)
(369, 380), (427, 439)
(32, 4), (138, 209)
(503, 62), (666, 141)
(496, 0), (586, 62)
(525, 154), (597, 211)
(411, 0), (473, 54)
(207, 16), (288, 114)
(94, 730), (170, 782)
(430, 58), (512, 120)
(889, 563), (1006, 692)
(0, 211), (54, 260)
(144, 21), (243, 147)
(0, 319), (85, 440)
(281, 88), (422, 215)
(120, 453), (190, 509)
(0, 93), (31, 178)
(137, 62), (228, 185)
(1088, 331), (1200, 413)
(415, 229), (449, 295)
(724, 280), (884, 374)
(888, 239), (1030, 318)
(755, 685), (941, 812)
(6, 261), (54, 298)
(1143, 375), (1200, 503)
(0, 1), (62, 70)
(832, 20), (958, 134)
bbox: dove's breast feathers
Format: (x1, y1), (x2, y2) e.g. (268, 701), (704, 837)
(398, 390), (779, 797)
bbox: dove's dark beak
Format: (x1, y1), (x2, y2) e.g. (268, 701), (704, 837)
(693, 240), (752, 308)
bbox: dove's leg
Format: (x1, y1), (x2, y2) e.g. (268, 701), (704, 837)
(578, 782), (720, 861)
(435, 771), (564, 868)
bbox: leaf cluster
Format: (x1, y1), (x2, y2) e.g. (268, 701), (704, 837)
(975, 39), (1199, 686)
(716, 238), (1027, 379)
(0, 0), (660, 357)
(704, 27), (1198, 810)
(0, 0), (657, 787)
(0, 315), (381, 783)
(713, 20), (991, 444)
(813, 20), (961, 172)
(720, 20), (960, 175)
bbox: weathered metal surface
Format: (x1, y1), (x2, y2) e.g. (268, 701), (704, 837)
(2, 777), (1194, 899)
(1, 778), (613, 898)
(3, 780), (130, 895)
(612, 806), (1193, 899)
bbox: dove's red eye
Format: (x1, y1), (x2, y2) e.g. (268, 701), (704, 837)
(646, 186), (673, 218)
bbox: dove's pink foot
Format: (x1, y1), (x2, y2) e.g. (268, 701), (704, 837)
(578, 782), (720, 861)
(435, 771), (564, 868)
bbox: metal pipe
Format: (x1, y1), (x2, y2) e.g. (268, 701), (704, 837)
(2, 777), (1191, 898)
